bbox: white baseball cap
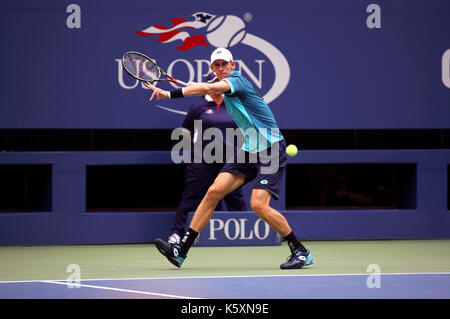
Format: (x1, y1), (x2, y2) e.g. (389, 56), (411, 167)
(210, 48), (233, 64)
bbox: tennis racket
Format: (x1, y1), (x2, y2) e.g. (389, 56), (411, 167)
(122, 51), (188, 87)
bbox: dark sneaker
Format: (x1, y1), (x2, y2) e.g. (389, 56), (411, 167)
(280, 249), (314, 269)
(155, 238), (186, 268)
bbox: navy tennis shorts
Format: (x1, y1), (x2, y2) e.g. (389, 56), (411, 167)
(221, 139), (288, 200)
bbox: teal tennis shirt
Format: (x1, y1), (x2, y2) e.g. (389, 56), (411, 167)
(223, 71), (284, 153)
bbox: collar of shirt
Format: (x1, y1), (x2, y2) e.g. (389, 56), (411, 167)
(204, 94), (224, 112)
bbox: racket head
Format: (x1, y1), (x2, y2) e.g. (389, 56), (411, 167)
(122, 51), (162, 82)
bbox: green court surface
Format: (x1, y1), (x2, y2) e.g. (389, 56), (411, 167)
(1, 239), (449, 282)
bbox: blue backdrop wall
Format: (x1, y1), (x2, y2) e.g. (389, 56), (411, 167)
(1, 0), (449, 129)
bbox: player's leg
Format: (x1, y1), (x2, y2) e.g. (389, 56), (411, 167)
(169, 163), (223, 244)
(253, 140), (314, 269)
(176, 172), (245, 258)
(250, 188), (314, 269)
(189, 172), (245, 233)
(155, 172), (244, 268)
(250, 188), (292, 237)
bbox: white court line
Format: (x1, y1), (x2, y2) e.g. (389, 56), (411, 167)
(65, 272), (450, 282)
(41, 280), (202, 299)
(2, 272), (450, 284)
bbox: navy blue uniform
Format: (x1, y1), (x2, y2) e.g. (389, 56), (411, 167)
(170, 95), (247, 237)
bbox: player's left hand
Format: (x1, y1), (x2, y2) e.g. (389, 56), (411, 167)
(144, 82), (168, 101)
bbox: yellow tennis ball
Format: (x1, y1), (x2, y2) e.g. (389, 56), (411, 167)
(286, 144), (298, 156)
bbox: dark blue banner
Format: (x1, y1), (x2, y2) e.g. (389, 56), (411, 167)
(189, 212), (282, 246)
(1, 0), (449, 129)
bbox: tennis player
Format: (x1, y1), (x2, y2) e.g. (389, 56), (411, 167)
(168, 73), (247, 245)
(145, 48), (314, 269)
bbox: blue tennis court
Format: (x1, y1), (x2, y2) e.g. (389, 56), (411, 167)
(2, 273), (450, 299)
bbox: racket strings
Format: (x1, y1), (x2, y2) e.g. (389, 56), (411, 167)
(123, 54), (160, 81)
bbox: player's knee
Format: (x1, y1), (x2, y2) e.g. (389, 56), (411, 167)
(250, 198), (268, 217)
(205, 185), (226, 203)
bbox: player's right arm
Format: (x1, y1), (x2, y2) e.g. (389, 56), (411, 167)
(183, 81), (230, 96)
(145, 81), (230, 101)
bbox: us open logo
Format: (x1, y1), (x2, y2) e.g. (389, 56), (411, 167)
(117, 12), (291, 113)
